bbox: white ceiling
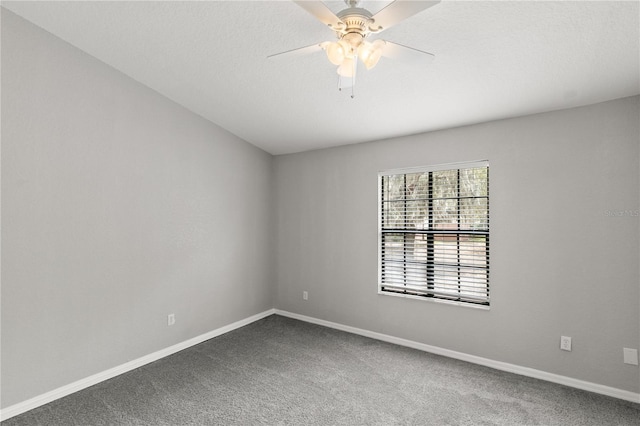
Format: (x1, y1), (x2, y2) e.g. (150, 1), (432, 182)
(3, 0), (639, 155)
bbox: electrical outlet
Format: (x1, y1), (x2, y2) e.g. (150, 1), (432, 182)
(623, 348), (638, 365)
(303, 291), (308, 301)
(560, 336), (572, 351)
(167, 314), (176, 326)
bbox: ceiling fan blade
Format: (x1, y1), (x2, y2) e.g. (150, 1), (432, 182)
(381, 41), (435, 66)
(370, 1), (440, 32)
(267, 43), (325, 59)
(293, 1), (343, 29)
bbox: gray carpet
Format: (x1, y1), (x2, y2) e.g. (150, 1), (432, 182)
(2, 314), (639, 425)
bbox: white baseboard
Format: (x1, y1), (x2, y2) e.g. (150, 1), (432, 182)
(274, 309), (640, 404)
(3, 307), (637, 421)
(0, 309), (276, 422)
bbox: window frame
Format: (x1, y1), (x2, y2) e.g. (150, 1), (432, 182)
(377, 160), (490, 309)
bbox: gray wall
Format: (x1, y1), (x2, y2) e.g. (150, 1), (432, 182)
(1, 10), (274, 408)
(2, 5), (639, 411)
(274, 95), (640, 393)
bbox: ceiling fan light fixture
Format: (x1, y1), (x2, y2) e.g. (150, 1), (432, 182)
(360, 39), (386, 69)
(358, 41), (373, 62)
(339, 39), (353, 58)
(277, 0), (440, 96)
(342, 32), (364, 52)
(326, 40), (353, 65)
(326, 41), (346, 65)
(337, 57), (355, 77)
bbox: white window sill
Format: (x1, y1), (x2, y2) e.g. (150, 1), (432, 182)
(378, 289), (491, 311)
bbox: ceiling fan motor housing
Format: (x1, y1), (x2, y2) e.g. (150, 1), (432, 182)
(335, 8), (381, 49)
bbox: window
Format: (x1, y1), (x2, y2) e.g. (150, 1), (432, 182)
(378, 161), (490, 307)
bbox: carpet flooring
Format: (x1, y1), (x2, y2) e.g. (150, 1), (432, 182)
(2, 314), (639, 425)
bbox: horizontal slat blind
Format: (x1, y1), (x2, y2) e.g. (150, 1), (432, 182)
(379, 162), (490, 306)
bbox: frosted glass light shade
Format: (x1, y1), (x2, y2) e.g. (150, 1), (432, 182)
(360, 39), (386, 70)
(337, 57), (355, 77)
(358, 41), (374, 62)
(326, 41), (346, 65)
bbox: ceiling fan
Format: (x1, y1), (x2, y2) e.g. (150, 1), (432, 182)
(269, 0), (441, 98)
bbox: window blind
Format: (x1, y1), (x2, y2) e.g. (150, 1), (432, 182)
(379, 161), (490, 306)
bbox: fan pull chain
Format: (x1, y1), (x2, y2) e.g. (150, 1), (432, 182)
(336, 59), (356, 99)
(351, 58), (356, 99)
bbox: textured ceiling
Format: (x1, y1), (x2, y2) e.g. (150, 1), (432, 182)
(3, 0), (639, 155)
